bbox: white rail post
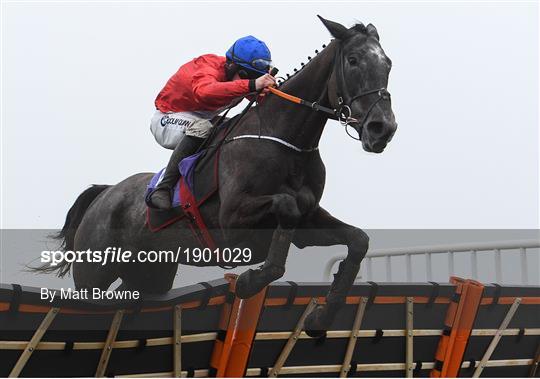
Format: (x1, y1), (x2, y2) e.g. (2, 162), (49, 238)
(425, 253), (433, 281)
(385, 256), (392, 281)
(448, 251), (455, 277)
(471, 250), (478, 280)
(494, 249), (502, 283)
(406, 254), (412, 282)
(520, 248), (529, 285)
(366, 257), (373, 281)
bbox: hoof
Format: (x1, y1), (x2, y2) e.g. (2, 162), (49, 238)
(304, 305), (329, 338)
(305, 328), (327, 339)
(235, 266), (284, 299)
(235, 269), (264, 299)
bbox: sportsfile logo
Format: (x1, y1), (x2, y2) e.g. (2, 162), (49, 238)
(160, 115), (193, 128)
(40, 247), (253, 266)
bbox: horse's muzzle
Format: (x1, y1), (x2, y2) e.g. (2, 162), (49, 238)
(362, 120), (397, 153)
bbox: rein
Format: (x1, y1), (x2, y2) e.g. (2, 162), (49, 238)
(266, 87), (352, 123)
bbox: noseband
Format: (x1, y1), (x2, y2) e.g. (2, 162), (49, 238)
(333, 41), (392, 140)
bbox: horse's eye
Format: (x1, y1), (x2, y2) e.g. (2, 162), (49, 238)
(348, 57), (358, 66)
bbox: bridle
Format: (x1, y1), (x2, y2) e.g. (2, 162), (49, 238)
(337, 88), (391, 140)
(269, 40), (391, 140)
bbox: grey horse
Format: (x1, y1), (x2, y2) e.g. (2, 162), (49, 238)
(35, 16), (397, 335)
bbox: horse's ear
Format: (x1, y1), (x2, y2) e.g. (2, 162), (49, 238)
(317, 15), (350, 40)
(366, 23), (380, 41)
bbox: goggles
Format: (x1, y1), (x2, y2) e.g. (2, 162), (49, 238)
(230, 42), (272, 74)
(247, 58), (273, 73)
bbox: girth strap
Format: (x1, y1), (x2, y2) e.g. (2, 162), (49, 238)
(179, 178), (218, 250)
(227, 134), (318, 153)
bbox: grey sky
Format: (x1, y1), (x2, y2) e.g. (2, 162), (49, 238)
(2, 1), (539, 230)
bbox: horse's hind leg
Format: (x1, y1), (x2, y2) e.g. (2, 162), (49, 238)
(224, 194), (302, 299)
(291, 206), (369, 337)
(72, 262), (118, 291)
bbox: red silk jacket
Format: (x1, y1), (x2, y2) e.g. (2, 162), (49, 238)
(155, 54), (254, 113)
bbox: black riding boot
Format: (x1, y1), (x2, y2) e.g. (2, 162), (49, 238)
(148, 135), (204, 209)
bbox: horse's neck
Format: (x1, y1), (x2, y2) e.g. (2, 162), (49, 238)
(257, 42), (337, 149)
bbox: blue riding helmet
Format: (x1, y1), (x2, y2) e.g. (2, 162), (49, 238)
(226, 35), (272, 75)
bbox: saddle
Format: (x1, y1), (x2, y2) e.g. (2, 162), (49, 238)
(145, 117), (235, 247)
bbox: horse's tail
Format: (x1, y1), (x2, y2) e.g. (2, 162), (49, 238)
(30, 185), (110, 277)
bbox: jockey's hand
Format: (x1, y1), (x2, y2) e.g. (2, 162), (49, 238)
(255, 74), (276, 93)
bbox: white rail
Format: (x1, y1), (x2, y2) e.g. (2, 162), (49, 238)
(323, 239), (540, 284)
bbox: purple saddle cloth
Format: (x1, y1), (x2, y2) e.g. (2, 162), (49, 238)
(146, 151), (205, 208)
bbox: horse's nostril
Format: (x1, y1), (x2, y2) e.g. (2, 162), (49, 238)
(366, 121), (384, 136)
(372, 141), (386, 151)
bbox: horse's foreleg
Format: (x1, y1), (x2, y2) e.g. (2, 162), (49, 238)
(292, 206), (369, 337)
(235, 226), (295, 298)
(222, 194), (301, 299)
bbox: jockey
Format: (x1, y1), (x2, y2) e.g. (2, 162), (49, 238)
(148, 35), (276, 209)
